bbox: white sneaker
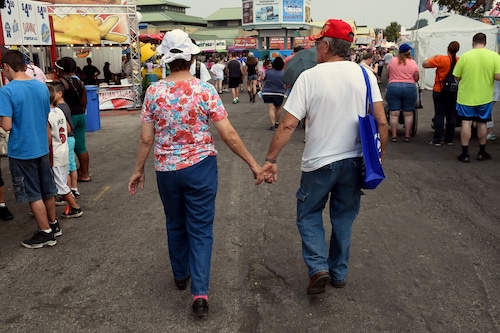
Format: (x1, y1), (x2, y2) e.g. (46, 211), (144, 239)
(487, 133), (496, 141)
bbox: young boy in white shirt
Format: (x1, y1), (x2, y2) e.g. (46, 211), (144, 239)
(47, 84), (83, 218)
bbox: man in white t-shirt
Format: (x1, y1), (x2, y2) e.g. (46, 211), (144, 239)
(261, 19), (388, 295)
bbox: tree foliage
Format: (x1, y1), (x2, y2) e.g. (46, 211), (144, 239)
(432, 0), (494, 17)
(385, 22), (400, 42)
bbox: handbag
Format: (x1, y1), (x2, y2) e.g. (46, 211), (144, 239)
(0, 127), (8, 157)
(359, 66), (385, 189)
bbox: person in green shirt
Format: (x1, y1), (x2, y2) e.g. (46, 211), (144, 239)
(453, 33), (500, 162)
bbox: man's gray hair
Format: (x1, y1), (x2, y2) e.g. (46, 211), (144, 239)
(323, 37), (351, 58)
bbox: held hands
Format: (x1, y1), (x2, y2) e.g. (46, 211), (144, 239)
(262, 161), (278, 184)
(251, 161), (278, 185)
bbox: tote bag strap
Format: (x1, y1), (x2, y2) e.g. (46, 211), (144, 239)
(360, 66), (374, 116)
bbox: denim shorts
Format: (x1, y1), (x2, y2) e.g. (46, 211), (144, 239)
(456, 102), (492, 122)
(9, 154), (57, 203)
(386, 82), (417, 112)
(248, 74), (258, 81)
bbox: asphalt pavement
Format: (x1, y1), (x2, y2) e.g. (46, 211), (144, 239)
(0, 80), (499, 333)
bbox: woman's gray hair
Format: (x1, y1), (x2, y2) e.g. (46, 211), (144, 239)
(323, 37), (352, 58)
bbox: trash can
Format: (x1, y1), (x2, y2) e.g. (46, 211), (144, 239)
(145, 73), (158, 85)
(85, 85), (100, 132)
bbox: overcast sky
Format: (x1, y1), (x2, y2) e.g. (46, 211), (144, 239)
(180, 0), (439, 29)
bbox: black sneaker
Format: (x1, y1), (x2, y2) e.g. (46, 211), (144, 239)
(0, 206), (14, 221)
(72, 190), (81, 199)
(476, 152), (492, 161)
(61, 205), (83, 218)
(22, 230), (57, 249)
(457, 153), (470, 163)
(192, 298), (209, 317)
(50, 220), (62, 237)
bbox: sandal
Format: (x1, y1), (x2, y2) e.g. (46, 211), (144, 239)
(391, 137), (398, 142)
(404, 137), (411, 142)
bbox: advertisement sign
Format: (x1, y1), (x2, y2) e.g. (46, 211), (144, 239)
(293, 36), (314, 48)
(269, 37), (291, 50)
(1, 0), (23, 45)
(2, 0), (51, 46)
(33, 1), (51, 45)
(232, 37), (257, 49)
(255, 0), (280, 24)
(282, 0), (303, 22)
(242, 0), (311, 26)
(33, 0), (125, 4)
(73, 47), (92, 58)
(242, 0), (253, 24)
(51, 13), (129, 45)
(216, 39), (226, 51)
(18, 1), (40, 44)
(99, 86), (135, 110)
(198, 40), (215, 52)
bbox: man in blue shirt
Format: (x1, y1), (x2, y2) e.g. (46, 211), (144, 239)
(0, 50), (60, 248)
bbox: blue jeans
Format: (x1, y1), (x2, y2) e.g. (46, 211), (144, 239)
(432, 91), (457, 143)
(295, 157), (362, 283)
(156, 156), (218, 296)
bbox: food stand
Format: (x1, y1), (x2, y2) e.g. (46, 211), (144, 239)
(1, 0), (142, 113)
(49, 1), (141, 111)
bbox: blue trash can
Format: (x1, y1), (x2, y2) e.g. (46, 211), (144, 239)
(85, 85), (100, 132)
(145, 73), (158, 85)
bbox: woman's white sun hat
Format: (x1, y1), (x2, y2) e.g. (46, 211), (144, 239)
(157, 29), (200, 64)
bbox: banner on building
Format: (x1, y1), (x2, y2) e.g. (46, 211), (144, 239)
(293, 36), (314, 48)
(232, 37), (257, 49)
(216, 40), (226, 51)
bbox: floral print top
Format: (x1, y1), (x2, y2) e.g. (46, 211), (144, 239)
(141, 79), (227, 171)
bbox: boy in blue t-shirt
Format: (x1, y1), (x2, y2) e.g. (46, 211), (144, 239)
(0, 50), (59, 249)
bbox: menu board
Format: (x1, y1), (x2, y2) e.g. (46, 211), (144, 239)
(1, 0), (51, 45)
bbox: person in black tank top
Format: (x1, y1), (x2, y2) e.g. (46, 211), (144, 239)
(55, 57), (92, 182)
(246, 53), (259, 103)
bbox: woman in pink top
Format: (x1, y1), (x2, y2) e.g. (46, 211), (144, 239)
(128, 30), (263, 317)
(386, 44), (420, 142)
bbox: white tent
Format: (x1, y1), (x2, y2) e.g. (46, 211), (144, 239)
(415, 15), (498, 90)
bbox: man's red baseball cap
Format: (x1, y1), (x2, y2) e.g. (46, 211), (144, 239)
(309, 19), (354, 43)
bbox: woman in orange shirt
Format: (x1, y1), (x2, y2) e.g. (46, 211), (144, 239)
(423, 41), (460, 146)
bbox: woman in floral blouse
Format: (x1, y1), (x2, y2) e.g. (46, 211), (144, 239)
(128, 30), (263, 317)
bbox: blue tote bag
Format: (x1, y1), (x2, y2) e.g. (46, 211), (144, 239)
(359, 66), (385, 189)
